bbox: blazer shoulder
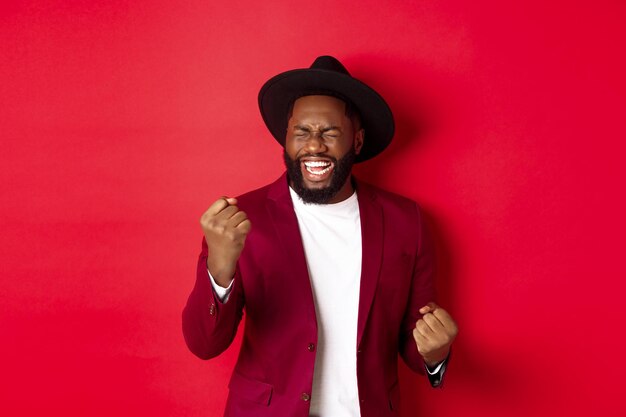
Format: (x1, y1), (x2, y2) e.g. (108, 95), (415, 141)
(356, 179), (422, 213)
(234, 173), (288, 212)
(235, 184), (270, 206)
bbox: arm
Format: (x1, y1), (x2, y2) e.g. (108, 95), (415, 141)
(182, 236), (245, 359)
(182, 196), (250, 360)
(398, 203), (437, 374)
(399, 204), (457, 387)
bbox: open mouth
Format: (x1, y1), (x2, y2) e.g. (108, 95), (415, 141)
(304, 160), (332, 174)
(300, 159), (335, 181)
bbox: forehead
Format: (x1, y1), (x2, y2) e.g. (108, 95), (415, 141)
(290, 95), (347, 124)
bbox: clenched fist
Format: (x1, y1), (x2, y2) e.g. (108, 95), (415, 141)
(413, 302), (458, 367)
(200, 197), (251, 287)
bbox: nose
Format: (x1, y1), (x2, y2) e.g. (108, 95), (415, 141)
(304, 132), (327, 154)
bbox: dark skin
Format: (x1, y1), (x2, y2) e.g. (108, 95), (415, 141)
(199, 95), (457, 366)
(284, 95), (364, 203)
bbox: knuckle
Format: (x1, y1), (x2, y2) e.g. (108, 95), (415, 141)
(201, 220), (213, 231)
(224, 229), (237, 241)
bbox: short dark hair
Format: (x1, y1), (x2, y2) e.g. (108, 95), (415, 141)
(286, 91), (362, 129)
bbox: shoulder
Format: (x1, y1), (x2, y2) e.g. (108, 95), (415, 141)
(356, 179), (431, 251)
(356, 178), (422, 216)
(233, 173), (288, 211)
(235, 183), (271, 206)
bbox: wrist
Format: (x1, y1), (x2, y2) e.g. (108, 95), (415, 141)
(422, 348), (450, 367)
(424, 358), (443, 368)
(206, 258), (236, 287)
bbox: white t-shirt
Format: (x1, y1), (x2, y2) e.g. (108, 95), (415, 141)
(289, 187), (362, 417)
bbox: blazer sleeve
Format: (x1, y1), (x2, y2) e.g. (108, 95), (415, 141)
(182, 236), (245, 360)
(398, 203), (437, 375)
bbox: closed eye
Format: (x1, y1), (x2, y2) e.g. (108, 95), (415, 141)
(321, 127), (341, 137)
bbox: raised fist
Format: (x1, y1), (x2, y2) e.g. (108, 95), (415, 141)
(413, 302), (458, 367)
(200, 197), (251, 287)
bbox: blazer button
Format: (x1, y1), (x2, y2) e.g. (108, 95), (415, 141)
(301, 393), (311, 402)
(209, 304), (216, 316)
(307, 343), (315, 352)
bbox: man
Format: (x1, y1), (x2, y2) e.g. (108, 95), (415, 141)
(183, 56), (458, 417)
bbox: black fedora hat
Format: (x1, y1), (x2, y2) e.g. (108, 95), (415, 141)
(258, 55), (395, 163)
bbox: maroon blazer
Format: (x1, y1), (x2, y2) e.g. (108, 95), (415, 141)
(183, 173), (435, 417)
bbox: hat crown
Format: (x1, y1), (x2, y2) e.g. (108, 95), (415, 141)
(259, 55), (394, 162)
(310, 55), (351, 76)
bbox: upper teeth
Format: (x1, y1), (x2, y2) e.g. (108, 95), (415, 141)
(304, 161), (331, 167)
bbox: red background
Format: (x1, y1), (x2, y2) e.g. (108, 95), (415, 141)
(2, 1), (625, 416)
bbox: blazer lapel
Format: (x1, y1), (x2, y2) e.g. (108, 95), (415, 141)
(266, 173), (318, 331)
(355, 180), (384, 347)
(264, 173), (383, 347)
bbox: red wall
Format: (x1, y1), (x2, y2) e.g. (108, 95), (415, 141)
(2, 1), (625, 416)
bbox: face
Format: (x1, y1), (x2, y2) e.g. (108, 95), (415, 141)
(284, 95), (364, 204)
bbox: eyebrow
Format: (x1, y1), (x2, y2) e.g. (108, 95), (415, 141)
(293, 124), (342, 132)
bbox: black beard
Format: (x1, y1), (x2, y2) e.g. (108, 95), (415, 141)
(283, 147), (356, 204)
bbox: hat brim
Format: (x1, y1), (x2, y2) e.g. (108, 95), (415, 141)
(258, 68), (394, 163)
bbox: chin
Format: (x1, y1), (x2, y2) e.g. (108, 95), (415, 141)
(283, 148), (356, 205)
(303, 179), (332, 189)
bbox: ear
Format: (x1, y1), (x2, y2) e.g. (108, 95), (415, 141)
(354, 128), (365, 155)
